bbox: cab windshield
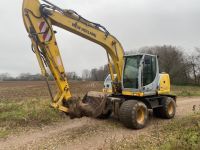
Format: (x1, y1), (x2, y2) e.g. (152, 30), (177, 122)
(123, 55), (142, 89)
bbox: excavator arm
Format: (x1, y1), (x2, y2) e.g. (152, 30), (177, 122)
(22, 0), (124, 116)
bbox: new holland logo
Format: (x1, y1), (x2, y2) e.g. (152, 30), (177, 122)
(38, 21), (51, 42)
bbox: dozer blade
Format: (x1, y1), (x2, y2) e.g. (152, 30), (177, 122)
(68, 91), (108, 119)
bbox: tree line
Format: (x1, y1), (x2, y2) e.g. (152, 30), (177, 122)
(1, 45), (200, 85)
(138, 45), (200, 85)
(82, 45), (200, 85)
(0, 72), (82, 81)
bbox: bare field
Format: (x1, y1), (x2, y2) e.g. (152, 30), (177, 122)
(1, 81), (200, 101)
(0, 81), (200, 150)
(0, 81), (103, 101)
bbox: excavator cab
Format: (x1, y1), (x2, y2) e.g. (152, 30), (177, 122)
(103, 54), (161, 96)
(122, 54), (160, 96)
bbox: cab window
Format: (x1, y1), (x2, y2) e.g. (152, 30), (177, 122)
(123, 55), (142, 89)
(143, 55), (157, 86)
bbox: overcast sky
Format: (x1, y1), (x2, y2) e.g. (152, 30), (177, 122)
(0, 0), (199, 76)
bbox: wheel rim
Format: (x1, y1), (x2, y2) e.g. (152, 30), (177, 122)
(136, 107), (145, 124)
(168, 101), (174, 115)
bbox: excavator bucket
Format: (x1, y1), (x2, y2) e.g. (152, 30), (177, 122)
(68, 91), (108, 119)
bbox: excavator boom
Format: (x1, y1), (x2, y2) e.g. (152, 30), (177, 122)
(22, 0), (124, 117)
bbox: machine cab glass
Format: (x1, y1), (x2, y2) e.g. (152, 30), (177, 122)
(123, 55), (142, 89)
(123, 54), (158, 91)
(142, 55), (157, 87)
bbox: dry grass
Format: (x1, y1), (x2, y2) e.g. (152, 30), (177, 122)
(0, 98), (65, 138)
(171, 85), (200, 96)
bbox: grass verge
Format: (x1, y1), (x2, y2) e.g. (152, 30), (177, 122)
(109, 112), (200, 150)
(171, 85), (200, 96)
(0, 98), (65, 138)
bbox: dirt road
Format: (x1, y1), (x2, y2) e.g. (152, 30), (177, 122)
(0, 97), (199, 150)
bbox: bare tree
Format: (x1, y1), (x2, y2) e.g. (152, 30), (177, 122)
(66, 72), (80, 80)
(188, 48), (200, 84)
(139, 45), (190, 84)
(89, 65), (109, 81)
(0, 73), (13, 81)
(82, 69), (91, 80)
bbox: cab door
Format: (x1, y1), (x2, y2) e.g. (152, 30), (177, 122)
(142, 55), (159, 95)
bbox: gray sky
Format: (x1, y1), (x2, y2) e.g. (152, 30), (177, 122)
(0, 0), (199, 76)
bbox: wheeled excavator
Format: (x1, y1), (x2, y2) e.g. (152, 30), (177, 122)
(22, 0), (176, 129)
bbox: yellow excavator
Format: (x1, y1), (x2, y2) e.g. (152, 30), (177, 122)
(22, 0), (176, 129)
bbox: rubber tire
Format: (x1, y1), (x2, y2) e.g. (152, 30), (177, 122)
(153, 97), (176, 119)
(97, 110), (112, 119)
(119, 100), (148, 129)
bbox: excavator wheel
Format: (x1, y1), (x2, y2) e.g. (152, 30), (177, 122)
(119, 100), (148, 129)
(153, 97), (176, 119)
